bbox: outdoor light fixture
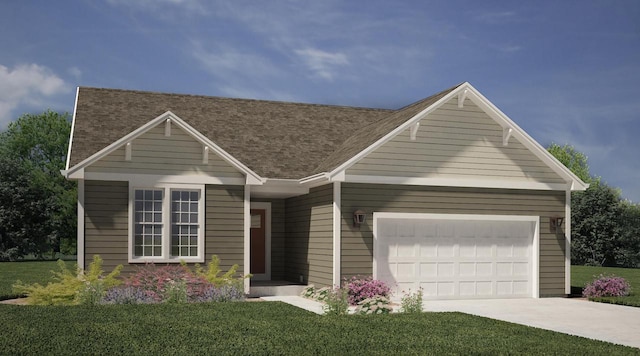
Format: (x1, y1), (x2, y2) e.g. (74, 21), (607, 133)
(550, 217), (564, 233)
(353, 210), (366, 227)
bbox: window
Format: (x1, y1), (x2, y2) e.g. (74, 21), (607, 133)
(130, 185), (204, 263)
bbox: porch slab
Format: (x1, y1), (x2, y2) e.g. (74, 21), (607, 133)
(249, 281), (306, 298)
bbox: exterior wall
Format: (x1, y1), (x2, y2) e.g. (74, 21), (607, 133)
(347, 98), (565, 184)
(83, 180), (245, 275)
(252, 198), (286, 280)
(84, 180), (130, 272)
(86, 125), (243, 178)
(285, 185), (334, 286)
(205, 185), (245, 274)
(341, 183), (567, 297)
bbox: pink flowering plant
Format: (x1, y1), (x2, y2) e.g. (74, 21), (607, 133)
(582, 274), (631, 299)
(343, 275), (391, 306)
(124, 264), (211, 302)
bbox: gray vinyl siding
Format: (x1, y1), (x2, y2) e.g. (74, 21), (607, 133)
(86, 125), (243, 178)
(83, 180), (245, 275)
(205, 185), (245, 274)
(252, 198), (286, 280)
(347, 99), (565, 184)
(84, 180), (130, 273)
(285, 185), (333, 286)
(341, 183), (567, 297)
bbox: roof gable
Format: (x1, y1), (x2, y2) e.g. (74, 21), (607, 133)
(63, 111), (263, 184)
(322, 82), (588, 191)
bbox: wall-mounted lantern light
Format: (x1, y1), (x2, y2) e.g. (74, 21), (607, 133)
(550, 216), (564, 233)
(353, 210), (366, 227)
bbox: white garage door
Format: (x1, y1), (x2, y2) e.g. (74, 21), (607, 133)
(374, 213), (538, 300)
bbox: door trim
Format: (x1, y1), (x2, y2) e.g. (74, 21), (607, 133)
(372, 212), (540, 299)
(250, 202), (271, 281)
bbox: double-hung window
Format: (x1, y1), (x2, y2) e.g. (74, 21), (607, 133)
(130, 184), (204, 263)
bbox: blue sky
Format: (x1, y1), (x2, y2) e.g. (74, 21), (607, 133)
(1, 1), (639, 201)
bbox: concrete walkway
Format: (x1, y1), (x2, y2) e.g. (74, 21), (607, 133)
(423, 298), (640, 349)
(265, 296), (639, 349)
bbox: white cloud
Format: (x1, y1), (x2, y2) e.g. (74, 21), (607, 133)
(0, 63), (69, 126)
(294, 48), (349, 81)
(190, 41), (280, 81)
(68, 66), (82, 81)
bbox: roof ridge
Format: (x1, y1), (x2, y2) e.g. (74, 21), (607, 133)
(78, 86), (393, 113)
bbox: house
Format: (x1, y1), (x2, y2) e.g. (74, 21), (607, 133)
(62, 82), (588, 300)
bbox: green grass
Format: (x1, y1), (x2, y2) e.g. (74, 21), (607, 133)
(0, 260), (75, 300)
(572, 265), (640, 307)
(0, 302), (637, 355)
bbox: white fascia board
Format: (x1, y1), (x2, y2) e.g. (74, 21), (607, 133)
(63, 111), (264, 185)
(299, 172), (330, 187)
(463, 84), (589, 191)
(345, 174), (568, 191)
(327, 84), (465, 180)
(65, 87), (80, 171)
(83, 172), (245, 186)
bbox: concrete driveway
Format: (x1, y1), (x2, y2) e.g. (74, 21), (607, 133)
(423, 298), (640, 349)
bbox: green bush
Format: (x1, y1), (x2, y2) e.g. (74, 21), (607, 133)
(356, 295), (392, 315)
(12, 255), (122, 305)
(400, 289), (423, 313)
(323, 288), (349, 316)
(193, 255), (251, 289)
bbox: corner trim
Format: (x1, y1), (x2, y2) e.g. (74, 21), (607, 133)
(565, 186), (572, 295)
(77, 179), (85, 270)
(332, 181), (341, 287)
(244, 185), (251, 294)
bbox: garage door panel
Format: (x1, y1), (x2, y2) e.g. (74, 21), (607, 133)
(375, 215), (535, 300)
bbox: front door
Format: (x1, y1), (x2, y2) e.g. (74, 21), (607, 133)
(250, 209), (266, 275)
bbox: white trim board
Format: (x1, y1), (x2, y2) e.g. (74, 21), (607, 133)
(250, 202), (272, 281)
(76, 179), (85, 270)
(345, 174), (568, 191)
(332, 182), (341, 287)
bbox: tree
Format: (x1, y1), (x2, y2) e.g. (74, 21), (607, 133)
(548, 143), (640, 267)
(0, 111), (76, 260)
(547, 143), (591, 183)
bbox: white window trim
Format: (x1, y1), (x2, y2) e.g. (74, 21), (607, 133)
(128, 183), (205, 263)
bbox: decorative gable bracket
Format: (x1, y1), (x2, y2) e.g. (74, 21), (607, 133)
(410, 122), (420, 141)
(458, 89), (468, 108)
(202, 146), (209, 164)
(503, 127), (513, 146)
(165, 119), (171, 137)
(125, 142), (132, 161)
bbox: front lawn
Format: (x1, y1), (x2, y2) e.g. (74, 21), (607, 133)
(572, 265), (640, 307)
(0, 260), (74, 300)
(0, 302), (636, 355)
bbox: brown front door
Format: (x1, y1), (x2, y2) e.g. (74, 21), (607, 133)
(250, 209), (266, 275)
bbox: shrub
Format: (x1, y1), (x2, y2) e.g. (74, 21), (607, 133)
(582, 274), (631, 298)
(12, 256), (122, 305)
(313, 287), (332, 302)
(323, 287), (349, 316)
(301, 285), (316, 299)
(193, 255), (251, 289)
(356, 295), (393, 315)
(400, 289), (423, 313)
(124, 264), (210, 303)
(343, 276), (391, 306)
(194, 285), (244, 303)
(102, 286), (158, 304)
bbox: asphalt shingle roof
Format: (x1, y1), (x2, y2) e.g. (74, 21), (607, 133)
(69, 84), (461, 179)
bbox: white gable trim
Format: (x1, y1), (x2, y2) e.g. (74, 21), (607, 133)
(345, 174), (569, 191)
(62, 111), (264, 185)
(326, 83), (588, 191)
(65, 87), (80, 170)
